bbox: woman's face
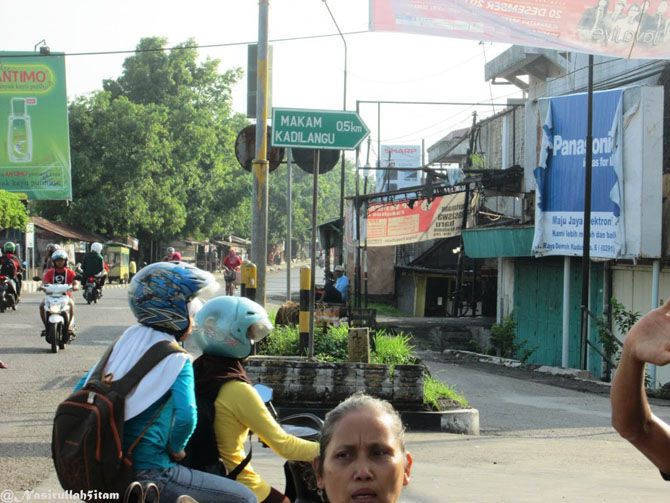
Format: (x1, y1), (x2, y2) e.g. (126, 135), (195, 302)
(316, 408), (412, 503)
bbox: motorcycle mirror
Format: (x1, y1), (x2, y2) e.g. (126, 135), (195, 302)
(254, 383), (273, 403)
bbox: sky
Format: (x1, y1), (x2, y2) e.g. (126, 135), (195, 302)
(2, 0), (520, 169)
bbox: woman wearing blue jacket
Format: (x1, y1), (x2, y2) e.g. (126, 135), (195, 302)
(76, 262), (255, 503)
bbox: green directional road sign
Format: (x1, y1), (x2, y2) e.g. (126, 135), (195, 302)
(271, 108), (370, 150)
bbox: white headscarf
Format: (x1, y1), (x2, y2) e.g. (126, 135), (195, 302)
(83, 324), (189, 420)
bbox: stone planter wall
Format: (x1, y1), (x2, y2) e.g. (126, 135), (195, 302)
(246, 357), (424, 409)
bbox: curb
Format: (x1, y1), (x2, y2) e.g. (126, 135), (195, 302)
(418, 349), (612, 391)
(440, 349), (596, 380)
(275, 405), (480, 435)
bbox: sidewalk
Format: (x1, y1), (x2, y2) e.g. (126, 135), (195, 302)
(20, 279), (128, 294)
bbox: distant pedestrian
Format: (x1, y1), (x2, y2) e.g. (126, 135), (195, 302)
(129, 259), (137, 280)
(333, 265), (349, 303)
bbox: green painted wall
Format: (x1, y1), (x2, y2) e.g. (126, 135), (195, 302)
(513, 258), (604, 376)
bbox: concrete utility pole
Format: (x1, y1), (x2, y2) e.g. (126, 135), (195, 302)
(252, 0), (270, 306)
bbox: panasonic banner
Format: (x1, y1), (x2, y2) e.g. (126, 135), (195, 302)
(532, 89), (624, 259)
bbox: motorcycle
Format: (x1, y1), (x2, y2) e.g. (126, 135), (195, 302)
(255, 384), (323, 503)
(0, 274), (18, 312)
(82, 274), (103, 304)
(40, 283), (76, 353)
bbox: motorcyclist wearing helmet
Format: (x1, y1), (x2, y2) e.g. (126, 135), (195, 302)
(73, 262), (255, 503)
(81, 241), (108, 291)
(42, 243), (60, 274)
(191, 296), (320, 503)
(0, 241), (23, 298)
(40, 250), (78, 335)
(164, 246), (183, 262)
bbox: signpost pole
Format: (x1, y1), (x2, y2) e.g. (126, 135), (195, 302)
(308, 150), (320, 359)
(286, 148), (293, 302)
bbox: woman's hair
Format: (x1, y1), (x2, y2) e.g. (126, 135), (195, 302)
(317, 392), (406, 474)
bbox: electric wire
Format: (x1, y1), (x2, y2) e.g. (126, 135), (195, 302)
(0, 30), (370, 58)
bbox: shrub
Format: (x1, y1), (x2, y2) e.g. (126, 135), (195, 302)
(315, 324), (349, 362)
(490, 314), (536, 362)
(260, 324), (299, 356)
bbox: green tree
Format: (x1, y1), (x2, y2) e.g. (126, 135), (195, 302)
(0, 190), (28, 230)
(36, 37), (247, 248)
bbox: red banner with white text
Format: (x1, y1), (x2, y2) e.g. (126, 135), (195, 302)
(366, 192), (477, 247)
(370, 0), (670, 59)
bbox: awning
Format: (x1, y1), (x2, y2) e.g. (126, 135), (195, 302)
(32, 216), (106, 242)
(463, 225), (534, 258)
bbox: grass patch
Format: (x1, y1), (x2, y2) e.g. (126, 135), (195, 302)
(423, 376), (469, 411)
(371, 330), (417, 369)
(367, 302), (406, 317)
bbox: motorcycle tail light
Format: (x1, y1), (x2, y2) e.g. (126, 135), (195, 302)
(0, 275), (6, 281)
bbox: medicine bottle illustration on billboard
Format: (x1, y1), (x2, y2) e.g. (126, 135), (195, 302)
(7, 97), (36, 163)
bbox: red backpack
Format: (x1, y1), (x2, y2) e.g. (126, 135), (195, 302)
(52, 340), (185, 499)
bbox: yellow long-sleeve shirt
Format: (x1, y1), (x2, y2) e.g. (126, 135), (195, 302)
(214, 380), (320, 502)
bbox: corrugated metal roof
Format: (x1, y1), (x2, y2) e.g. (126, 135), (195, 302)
(31, 216), (106, 242)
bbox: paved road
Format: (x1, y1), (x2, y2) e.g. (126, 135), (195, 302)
(2, 274), (670, 501)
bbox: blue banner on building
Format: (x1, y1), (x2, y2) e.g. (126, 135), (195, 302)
(532, 89), (624, 259)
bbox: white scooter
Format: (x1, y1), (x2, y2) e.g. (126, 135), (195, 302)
(40, 283), (76, 353)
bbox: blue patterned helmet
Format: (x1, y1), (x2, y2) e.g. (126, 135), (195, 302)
(193, 296), (272, 359)
(128, 262), (218, 337)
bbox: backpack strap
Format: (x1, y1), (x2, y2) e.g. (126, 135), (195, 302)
(89, 342), (118, 383)
(113, 341), (186, 397)
(227, 436), (253, 480)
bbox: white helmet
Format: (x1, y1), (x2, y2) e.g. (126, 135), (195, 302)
(91, 242), (103, 254)
(167, 247), (175, 254)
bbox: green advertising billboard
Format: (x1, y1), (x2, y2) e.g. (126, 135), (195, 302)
(0, 52), (72, 200)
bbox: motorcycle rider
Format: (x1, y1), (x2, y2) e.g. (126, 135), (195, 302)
(164, 246), (183, 262)
(81, 242), (108, 294)
(0, 241), (24, 300)
(223, 249), (242, 295)
(42, 243), (60, 274)
(74, 262), (256, 503)
(40, 249), (78, 336)
(191, 296), (320, 503)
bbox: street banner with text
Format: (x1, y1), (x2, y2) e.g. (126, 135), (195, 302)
(366, 192), (477, 247)
(0, 53), (72, 200)
(532, 89), (624, 258)
(370, 0), (670, 59)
